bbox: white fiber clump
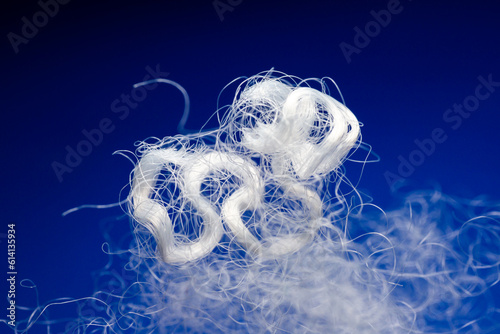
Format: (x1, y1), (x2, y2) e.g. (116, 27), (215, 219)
(118, 71), (500, 333)
(23, 71), (495, 334)
(131, 72), (361, 265)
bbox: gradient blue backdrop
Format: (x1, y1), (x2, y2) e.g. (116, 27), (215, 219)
(2, 0), (500, 332)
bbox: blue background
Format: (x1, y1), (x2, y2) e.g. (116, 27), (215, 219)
(2, 0), (500, 332)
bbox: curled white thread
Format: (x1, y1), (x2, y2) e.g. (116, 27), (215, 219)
(233, 81), (360, 178)
(222, 181), (323, 259)
(131, 149), (241, 264)
(129, 71), (360, 264)
(133, 78), (191, 133)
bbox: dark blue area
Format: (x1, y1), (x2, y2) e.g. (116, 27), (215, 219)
(1, 0), (499, 332)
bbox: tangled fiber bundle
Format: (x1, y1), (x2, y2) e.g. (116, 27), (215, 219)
(121, 71), (499, 333)
(13, 71), (499, 334)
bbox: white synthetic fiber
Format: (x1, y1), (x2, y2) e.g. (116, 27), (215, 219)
(130, 72), (360, 264)
(16, 71), (498, 333)
(119, 71), (500, 333)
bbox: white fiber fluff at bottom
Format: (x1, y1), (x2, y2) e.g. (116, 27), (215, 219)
(123, 192), (499, 334)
